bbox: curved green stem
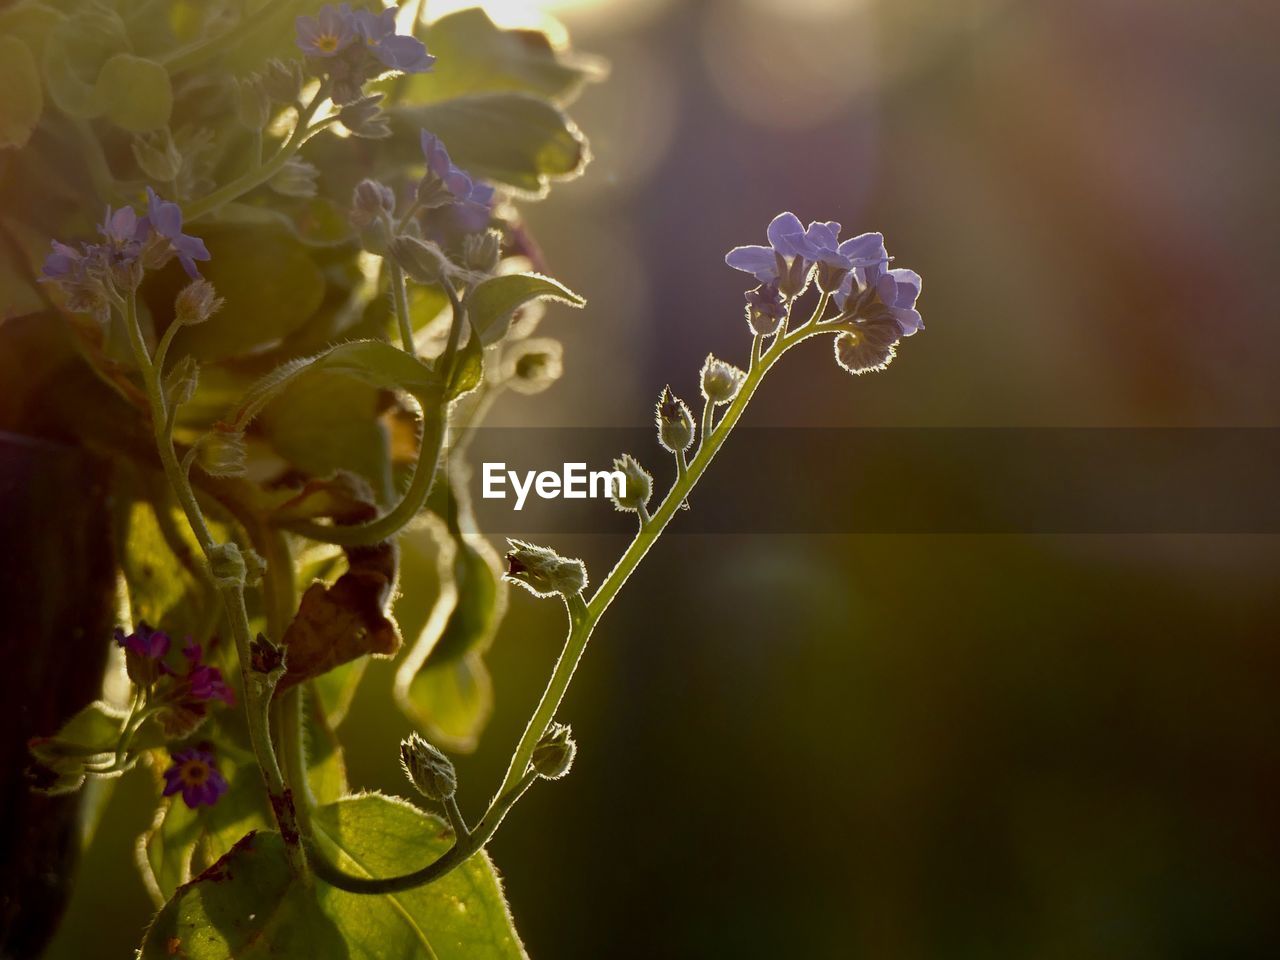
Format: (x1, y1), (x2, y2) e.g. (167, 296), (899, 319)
(309, 771), (538, 894)
(390, 261), (416, 355)
(120, 291), (307, 876)
(184, 84), (329, 222)
(161, 1), (295, 74)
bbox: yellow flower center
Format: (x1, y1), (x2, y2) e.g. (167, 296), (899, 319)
(316, 34), (340, 53)
(180, 759), (210, 784)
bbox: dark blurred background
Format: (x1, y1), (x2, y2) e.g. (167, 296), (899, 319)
(47, 0), (1280, 956)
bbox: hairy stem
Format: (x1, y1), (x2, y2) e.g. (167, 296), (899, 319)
(120, 291), (307, 876)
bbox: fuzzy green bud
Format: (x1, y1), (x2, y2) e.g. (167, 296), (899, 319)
(201, 425), (247, 477)
(389, 235), (452, 285)
(208, 542), (246, 588)
(131, 129), (182, 183)
(163, 355), (199, 409)
(610, 454), (652, 514)
(234, 75), (271, 130)
(174, 278), (224, 326)
(461, 230), (502, 274)
(399, 732), (457, 801)
(261, 58), (304, 103)
(504, 338), (563, 395)
(339, 94), (391, 139)
(655, 387), (695, 455)
(504, 540), (588, 599)
(531, 722), (576, 780)
(700, 354), (745, 406)
(269, 158), (319, 199)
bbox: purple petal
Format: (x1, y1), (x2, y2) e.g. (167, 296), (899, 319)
(725, 245), (779, 281)
(891, 306), (924, 336)
(146, 188), (183, 240)
(838, 232), (887, 266)
(374, 35), (435, 73)
(766, 212), (806, 256)
(887, 268), (922, 309)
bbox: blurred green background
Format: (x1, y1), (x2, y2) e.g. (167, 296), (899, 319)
(46, 0), (1280, 956)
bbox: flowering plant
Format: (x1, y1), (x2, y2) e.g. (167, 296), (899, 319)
(3, 1), (921, 955)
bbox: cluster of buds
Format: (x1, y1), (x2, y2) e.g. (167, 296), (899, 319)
(114, 623), (236, 739)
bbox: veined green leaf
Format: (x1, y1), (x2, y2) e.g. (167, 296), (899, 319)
(470, 272), (585, 345)
(96, 53), (172, 132)
(392, 93), (589, 195)
(400, 8), (604, 106)
(311, 794), (527, 959)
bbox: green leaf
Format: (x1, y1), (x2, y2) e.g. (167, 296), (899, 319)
(401, 8), (604, 106)
(310, 659), (367, 727)
(446, 327), (484, 401)
(394, 491), (507, 751)
(0, 37), (44, 150)
(311, 794), (527, 959)
(392, 93), (588, 195)
(29, 701), (163, 795)
(138, 746), (273, 904)
(141, 831), (347, 960)
(212, 197), (357, 248)
(470, 272), (585, 345)
(304, 689), (349, 805)
(96, 53), (172, 132)
(118, 494), (215, 639)
(40, 5), (128, 119)
(175, 226), (326, 361)
(258, 370), (393, 504)
(225, 340), (444, 433)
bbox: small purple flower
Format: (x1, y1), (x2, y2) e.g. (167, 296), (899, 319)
(453, 180), (495, 233)
(296, 3), (357, 58)
(354, 7), (435, 74)
(180, 640), (236, 706)
(725, 212), (812, 284)
(420, 130), (475, 198)
(145, 188), (211, 279)
(835, 254), (924, 338)
(162, 745), (229, 809)
(115, 622), (171, 660)
(41, 241), (86, 282)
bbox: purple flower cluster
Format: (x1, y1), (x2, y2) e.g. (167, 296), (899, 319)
(41, 190), (210, 314)
(113, 622), (235, 718)
(419, 130), (495, 233)
(727, 213), (924, 373)
(162, 745), (229, 809)
(296, 3), (434, 103)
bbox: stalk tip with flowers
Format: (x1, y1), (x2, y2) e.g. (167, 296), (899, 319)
(9, 1), (921, 955)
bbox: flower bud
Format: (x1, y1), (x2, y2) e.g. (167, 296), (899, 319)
(415, 173), (456, 211)
(163, 355), (199, 409)
(531, 723), (576, 780)
(339, 94), (391, 139)
(234, 75), (271, 130)
(655, 387), (694, 455)
(350, 179), (396, 230)
(389, 235), (452, 285)
(269, 158), (319, 199)
(174, 279), (224, 326)
(261, 58), (304, 103)
(504, 338), (563, 395)
(249, 633), (285, 675)
(777, 255), (811, 299)
(131, 129), (182, 183)
(461, 230), (502, 274)
(833, 312), (902, 376)
(208, 542), (246, 588)
(201, 425), (247, 477)
(745, 282), (786, 337)
(610, 454), (652, 514)
(504, 540), (588, 599)
(700, 354), (745, 406)
(399, 732), (457, 801)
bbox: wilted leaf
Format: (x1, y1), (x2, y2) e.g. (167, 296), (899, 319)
(278, 542), (402, 691)
(0, 37), (44, 149)
(311, 794), (527, 959)
(272, 472), (379, 525)
(470, 272), (585, 345)
(403, 8), (604, 106)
